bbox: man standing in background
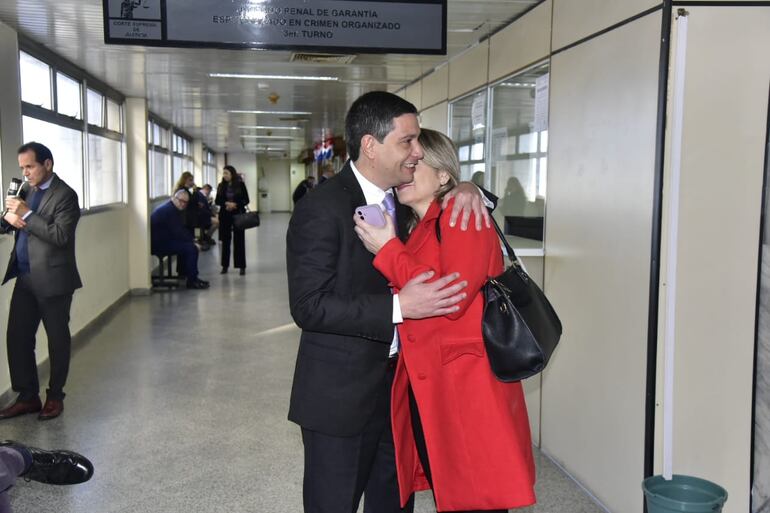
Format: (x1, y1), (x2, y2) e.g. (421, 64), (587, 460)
(0, 142), (82, 421)
(292, 175), (315, 205)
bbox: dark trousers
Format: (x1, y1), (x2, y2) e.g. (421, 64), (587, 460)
(408, 388), (505, 513)
(7, 275), (73, 401)
(153, 241), (199, 281)
(300, 363), (413, 513)
(220, 222), (245, 269)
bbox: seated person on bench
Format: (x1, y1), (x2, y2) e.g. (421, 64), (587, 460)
(150, 190), (209, 290)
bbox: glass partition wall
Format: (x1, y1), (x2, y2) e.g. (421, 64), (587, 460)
(448, 61), (550, 251)
(450, 89), (487, 185)
(488, 62), (549, 251)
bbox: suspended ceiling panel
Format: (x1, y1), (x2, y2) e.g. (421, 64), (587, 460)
(0, 0), (540, 154)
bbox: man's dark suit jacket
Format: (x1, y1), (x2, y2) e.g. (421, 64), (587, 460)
(150, 200), (191, 251)
(286, 161), (412, 437)
(1, 174), (82, 297)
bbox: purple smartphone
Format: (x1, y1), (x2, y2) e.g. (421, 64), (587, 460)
(355, 204), (386, 227)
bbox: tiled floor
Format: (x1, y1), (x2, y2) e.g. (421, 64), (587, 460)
(2, 213), (605, 513)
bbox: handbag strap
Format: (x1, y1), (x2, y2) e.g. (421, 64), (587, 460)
(489, 216), (519, 266)
(435, 210), (519, 266)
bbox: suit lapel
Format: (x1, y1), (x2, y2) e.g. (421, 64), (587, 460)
(338, 162), (367, 213)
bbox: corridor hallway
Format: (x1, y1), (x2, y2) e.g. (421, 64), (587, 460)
(2, 213), (603, 513)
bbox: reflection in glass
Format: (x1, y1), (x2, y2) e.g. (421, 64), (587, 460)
(150, 149), (169, 198)
(19, 52), (52, 109)
(451, 90), (487, 183)
(56, 72), (81, 119)
(88, 135), (123, 206)
(88, 89), (104, 126)
(489, 62), (550, 250)
(22, 116), (84, 208)
(107, 99), (122, 132)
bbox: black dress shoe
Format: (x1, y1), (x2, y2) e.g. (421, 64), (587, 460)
(0, 441), (94, 485)
(186, 279), (210, 289)
(220, 267), (228, 274)
(239, 268), (245, 276)
(0, 397), (42, 419)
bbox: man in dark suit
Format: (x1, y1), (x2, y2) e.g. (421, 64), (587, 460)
(150, 189), (209, 289)
(286, 91), (491, 513)
(0, 142), (82, 421)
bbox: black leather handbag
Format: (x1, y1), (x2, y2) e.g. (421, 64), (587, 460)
(482, 218), (562, 382)
(233, 209), (260, 230)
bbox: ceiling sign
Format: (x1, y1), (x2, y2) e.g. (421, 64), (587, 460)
(103, 0), (446, 55)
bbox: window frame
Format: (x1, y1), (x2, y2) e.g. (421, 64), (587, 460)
(448, 85), (489, 185)
(18, 36), (126, 212)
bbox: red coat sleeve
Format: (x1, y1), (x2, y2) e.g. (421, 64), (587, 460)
(373, 199), (500, 320)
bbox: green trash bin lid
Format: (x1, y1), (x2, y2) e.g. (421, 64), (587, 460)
(643, 475), (728, 513)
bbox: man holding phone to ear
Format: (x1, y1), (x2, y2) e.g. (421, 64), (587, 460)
(286, 91), (493, 513)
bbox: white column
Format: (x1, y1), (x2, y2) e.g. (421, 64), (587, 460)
(125, 97), (152, 293)
(0, 21), (22, 184)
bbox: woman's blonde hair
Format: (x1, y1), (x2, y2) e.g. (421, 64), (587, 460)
(404, 129), (461, 235)
(174, 171), (194, 192)
(419, 128), (459, 204)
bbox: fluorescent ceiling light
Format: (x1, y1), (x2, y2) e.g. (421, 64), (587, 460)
(240, 135), (294, 140)
(210, 73), (338, 81)
(238, 125), (301, 130)
(229, 110), (312, 115)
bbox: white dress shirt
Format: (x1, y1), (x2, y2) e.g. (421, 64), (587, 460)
(350, 161), (402, 357)
(21, 174), (55, 221)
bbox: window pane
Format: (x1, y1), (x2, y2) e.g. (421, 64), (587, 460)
(488, 62), (550, 249)
(519, 132), (537, 154)
(88, 89), (104, 126)
(471, 143), (484, 161)
(22, 116), (84, 208)
(19, 52), (52, 109)
(88, 135), (123, 206)
(106, 99), (121, 132)
(458, 145), (469, 161)
(149, 149), (169, 198)
(56, 72), (81, 119)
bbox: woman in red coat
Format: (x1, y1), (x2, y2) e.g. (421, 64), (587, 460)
(354, 129), (536, 512)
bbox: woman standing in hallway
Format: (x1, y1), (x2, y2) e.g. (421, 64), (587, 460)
(354, 129), (536, 513)
(216, 165), (249, 275)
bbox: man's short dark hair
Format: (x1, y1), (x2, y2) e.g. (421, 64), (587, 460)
(18, 141), (54, 166)
(345, 91), (418, 162)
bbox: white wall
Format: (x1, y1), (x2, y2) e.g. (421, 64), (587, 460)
(125, 97), (151, 291)
(0, 21), (22, 185)
(419, 102), (448, 132)
(226, 152), (258, 211)
(552, 0), (660, 50)
(543, 12), (662, 513)
(448, 41), (489, 100)
(489, 0), (552, 82)
(654, 8), (770, 513)
(263, 158), (291, 212)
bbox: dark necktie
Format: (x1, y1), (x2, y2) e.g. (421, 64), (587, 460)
(382, 192), (397, 236)
(16, 187), (46, 275)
